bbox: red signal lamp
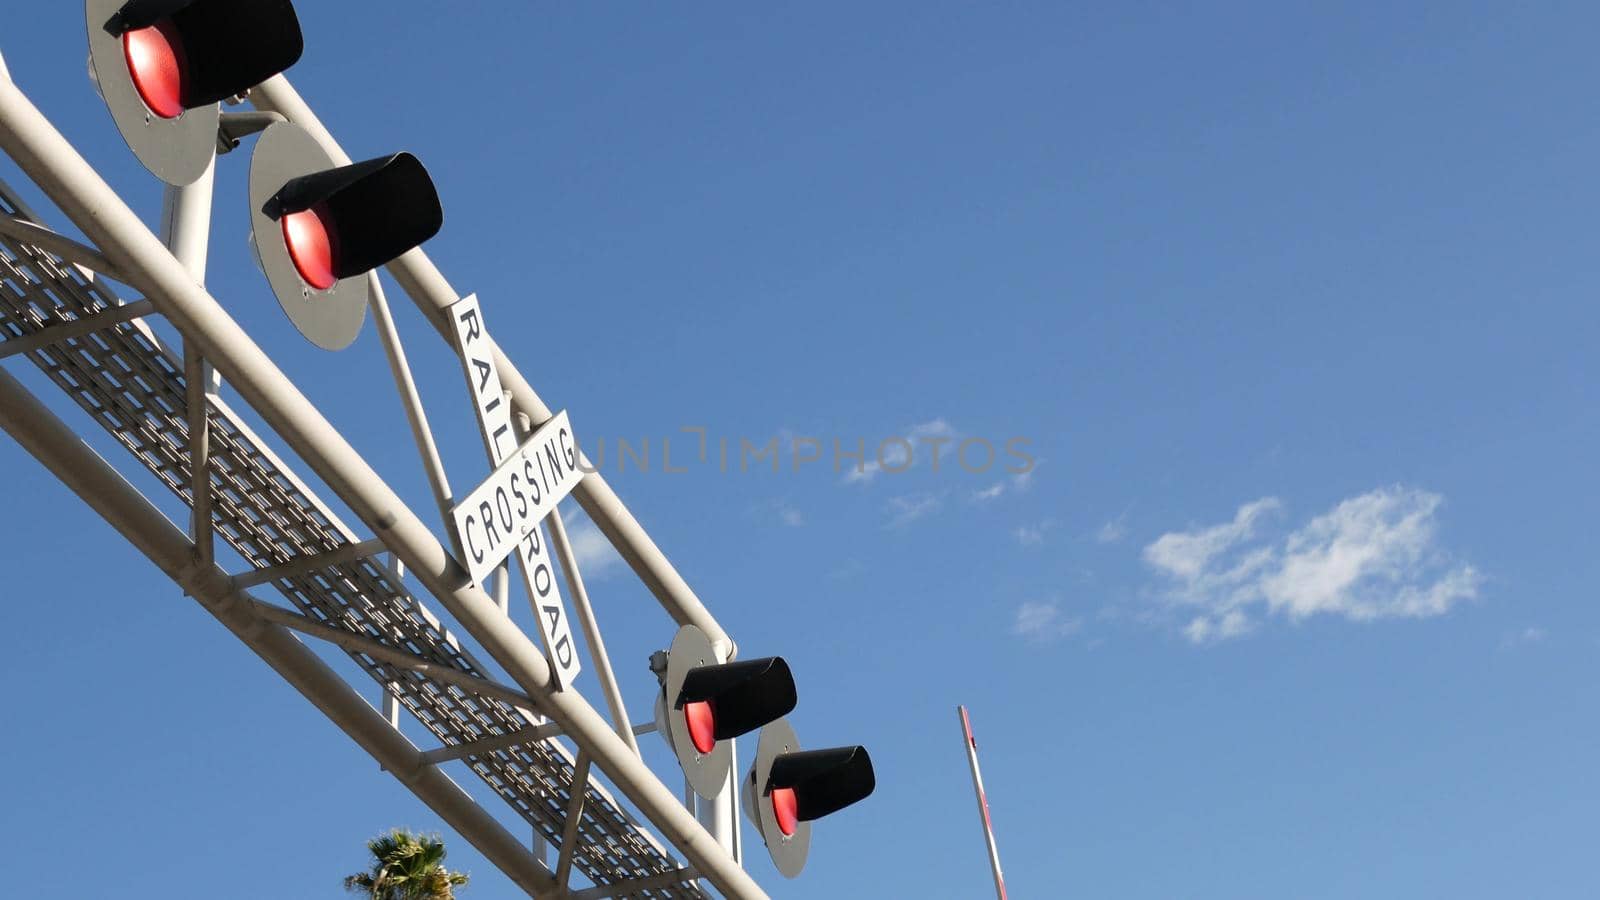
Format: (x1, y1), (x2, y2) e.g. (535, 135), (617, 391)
(280, 205), (337, 291)
(771, 786), (799, 837)
(684, 699), (717, 755)
(122, 20), (185, 119)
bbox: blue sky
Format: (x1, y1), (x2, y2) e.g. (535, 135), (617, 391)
(2, 2), (1599, 897)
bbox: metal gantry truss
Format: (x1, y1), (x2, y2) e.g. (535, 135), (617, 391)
(0, 58), (762, 900)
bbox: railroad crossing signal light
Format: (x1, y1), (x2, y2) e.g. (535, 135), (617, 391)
(87, 0), (305, 185)
(742, 717), (875, 878)
(656, 624), (797, 798)
(248, 122), (443, 350)
(268, 153), (443, 288)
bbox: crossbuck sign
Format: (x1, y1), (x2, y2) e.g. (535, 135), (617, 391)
(447, 295), (582, 686)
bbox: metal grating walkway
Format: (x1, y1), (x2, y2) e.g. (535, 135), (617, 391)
(0, 179), (702, 898)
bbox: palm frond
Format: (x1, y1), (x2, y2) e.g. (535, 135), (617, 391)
(348, 829), (470, 899)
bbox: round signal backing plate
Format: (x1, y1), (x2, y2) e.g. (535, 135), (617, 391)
(666, 624), (734, 798)
(746, 716), (811, 878)
(248, 121), (369, 351)
(87, 0), (219, 186)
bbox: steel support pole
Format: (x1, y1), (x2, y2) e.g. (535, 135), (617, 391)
(959, 706), (1008, 900)
(495, 564), (511, 615)
(697, 642), (737, 862)
(554, 753), (592, 887)
(385, 546), (407, 730)
(159, 160), (211, 284)
(547, 509), (635, 754)
(248, 75), (736, 659)
(532, 829), (549, 870)
(729, 736), (742, 865)
(697, 771), (736, 877)
(522, 407), (635, 756)
(367, 271), (459, 724)
(163, 161), (215, 567)
(383, 685), (402, 730)
(0, 365), (558, 897)
(366, 272), (455, 530)
(0, 78), (763, 900)
(183, 346), (214, 565)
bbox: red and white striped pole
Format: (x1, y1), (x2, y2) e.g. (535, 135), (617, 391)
(959, 705), (1008, 899)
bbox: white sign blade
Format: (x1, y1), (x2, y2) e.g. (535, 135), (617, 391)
(449, 294), (518, 464)
(448, 294), (582, 687)
(451, 410), (581, 583)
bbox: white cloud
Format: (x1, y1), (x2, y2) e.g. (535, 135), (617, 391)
(755, 498), (806, 527)
(1013, 521), (1050, 546)
(1143, 487), (1479, 644)
(1183, 609), (1252, 643)
(1260, 490), (1474, 621)
(973, 482), (1007, 502)
(1501, 626), (1545, 650)
(1012, 600), (1082, 642)
(842, 460), (882, 484)
(561, 508), (625, 579)
(1011, 466), (1036, 494)
(843, 418), (959, 484)
(909, 418), (958, 442)
(971, 465), (1038, 503)
(885, 492), (944, 528)
(1144, 498), (1280, 582)
(1096, 514), (1128, 544)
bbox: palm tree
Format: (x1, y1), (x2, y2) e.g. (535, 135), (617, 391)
(344, 829), (470, 900)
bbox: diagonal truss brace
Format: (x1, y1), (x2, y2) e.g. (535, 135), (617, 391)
(237, 593), (539, 714)
(564, 867), (701, 900)
(229, 538), (389, 589)
(0, 297), (155, 361)
(555, 753), (593, 887)
(420, 720), (658, 768)
(0, 214), (131, 282)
